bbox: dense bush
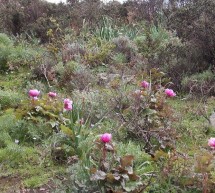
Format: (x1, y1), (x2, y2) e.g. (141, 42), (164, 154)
(1, 0), (215, 192)
(182, 70), (215, 96)
(55, 61), (94, 91)
(0, 90), (21, 109)
(0, 33), (14, 71)
(109, 69), (176, 156)
(166, 0), (215, 87)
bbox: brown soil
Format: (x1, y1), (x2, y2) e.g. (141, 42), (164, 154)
(0, 176), (55, 193)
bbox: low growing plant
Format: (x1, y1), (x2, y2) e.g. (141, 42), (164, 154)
(90, 134), (146, 193)
(111, 69), (177, 156)
(14, 90), (91, 160)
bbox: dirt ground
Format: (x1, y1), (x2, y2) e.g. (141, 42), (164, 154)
(0, 176), (55, 193)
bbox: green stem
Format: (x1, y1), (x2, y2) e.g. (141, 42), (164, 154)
(69, 111), (79, 152)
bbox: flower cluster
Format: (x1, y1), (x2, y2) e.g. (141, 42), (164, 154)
(139, 80), (176, 97)
(28, 89), (73, 111)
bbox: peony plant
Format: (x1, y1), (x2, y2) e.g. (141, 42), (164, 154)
(112, 69), (177, 156)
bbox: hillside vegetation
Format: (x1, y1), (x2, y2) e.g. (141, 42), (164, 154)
(0, 0), (215, 192)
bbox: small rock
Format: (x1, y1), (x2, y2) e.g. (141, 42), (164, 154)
(210, 111), (215, 128)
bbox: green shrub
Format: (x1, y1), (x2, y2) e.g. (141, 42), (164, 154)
(134, 25), (170, 59)
(57, 61), (94, 91)
(0, 90), (21, 109)
(8, 120), (52, 145)
(94, 16), (119, 41)
(85, 37), (115, 66)
(112, 36), (138, 64)
(0, 144), (38, 168)
(181, 70), (215, 96)
(0, 33), (13, 71)
(110, 69), (176, 156)
(0, 33), (42, 71)
(72, 89), (111, 123)
(0, 113), (16, 147)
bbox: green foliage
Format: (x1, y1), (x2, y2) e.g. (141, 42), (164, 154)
(134, 25), (183, 73)
(119, 24), (141, 40)
(181, 70), (215, 96)
(112, 35), (138, 64)
(15, 96), (64, 129)
(85, 37), (115, 66)
(0, 33), (42, 71)
(116, 141), (152, 168)
(0, 33), (13, 45)
(23, 174), (50, 188)
(0, 33), (13, 71)
(112, 53), (127, 64)
(72, 89), (111, 123)
(111, 69), (176, 156)
(57, 61), (93, 91)
(90, 139), (144, 192)
(134, 25), (169, 58)
(0, 90), (21, 109)
(0, 143), (38, 168)
(94, 16), (119, 41)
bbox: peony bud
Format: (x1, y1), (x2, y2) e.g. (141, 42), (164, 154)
(165, 89), (176, 97)
(48, 92), (57, 98)
(29, 89), (40, 97)
(64, 98), (73, 111)
(141, 81), (149, 88)
(100, 133), (112, 143)
(208, 138), (215, 148)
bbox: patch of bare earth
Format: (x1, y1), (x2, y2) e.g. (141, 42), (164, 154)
(0, 176), (56, 193)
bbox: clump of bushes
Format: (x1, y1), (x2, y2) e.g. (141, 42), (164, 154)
(0, 33), (14, 71)
(112, 35), (138, 64)
(110, 69), (176, 156)
(84, 37), (115, 67)
(55, 61), (94, 91)
(0, 33), (41, 72)
(0, 90), (21, 109)
(181, 70), (215, 96)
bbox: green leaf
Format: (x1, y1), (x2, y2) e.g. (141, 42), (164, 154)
(60, 125), (72, 137)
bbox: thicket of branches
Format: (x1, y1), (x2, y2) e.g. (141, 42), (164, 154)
(0, 0), (214, 90)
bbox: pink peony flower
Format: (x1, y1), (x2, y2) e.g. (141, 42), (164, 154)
(208, 138), (215, 148)
(48, 92), (57, 98)
(64, 98), (73, 111)
(100, 133), (112, 143)
(29, 89), (40, 97)
(141, 81), (149, 88)
(165, 89), (176, 97)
